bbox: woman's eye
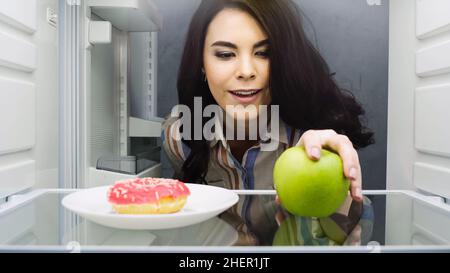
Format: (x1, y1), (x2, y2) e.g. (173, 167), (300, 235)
(256, 50), (270, 58)
(215, 52), (235, 59)
(214, 50), (269, 59)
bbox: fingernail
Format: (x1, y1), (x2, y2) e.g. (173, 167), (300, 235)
(311, 147), (321, 159)
(349, 167), (357, 180)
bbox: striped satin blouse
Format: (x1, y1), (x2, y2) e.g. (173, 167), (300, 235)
(161, 115), (303, 190)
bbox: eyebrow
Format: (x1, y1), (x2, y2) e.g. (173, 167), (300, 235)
(211, 39), (269, 49)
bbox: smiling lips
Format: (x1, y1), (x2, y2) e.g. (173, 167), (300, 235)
(228, 89), (263, 98)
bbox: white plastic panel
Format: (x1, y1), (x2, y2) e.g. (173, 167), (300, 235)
(0, 0), (37, 33)
(90, 37), (116, 167)
(414, 163), (450, 199)
(411, 233), (436, 245)
(0, 202), (35, 244)
(0, 161), (35, 199)
(102, 230), (156, 246)
(387, 0), (417, 191)
(89, 20), (112, 44)
(117, 32), (129, 157)
(388, 0), (450, 199)
(385, 193), (414, 245)
(0, 30), (37, 72)
(416, 0), (450, 39)
(415, 84), (450, 156)
(412, 199), (450, 243)
(416, 40), (450, 77)
(129, 117), (162, 137)
(88, 0), (162, 32)
(0, 0), (59, 194)
(129, 32), (158, 120)
(33, 0), (59, 189)
(88, 164), (161, 188)
(0, 77), (35, 155)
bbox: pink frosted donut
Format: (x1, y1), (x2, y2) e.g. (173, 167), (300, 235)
(107, 178), (191, 214)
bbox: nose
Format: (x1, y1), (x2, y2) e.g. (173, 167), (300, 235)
(236, 55), (256, 81)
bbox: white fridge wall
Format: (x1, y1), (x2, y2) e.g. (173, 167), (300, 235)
(387, 0), (450, 246)
(129, 32), (158, 120)
(82, 4), (161, 188)
(90, 18), (119, 167)
(0, 0), (59, 198)
(0, 0), (37, 34)
(87, 13), (131, 173)
(387, 0), (450, 198)
(32, 0), (59, 189)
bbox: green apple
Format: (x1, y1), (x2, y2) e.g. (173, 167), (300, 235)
(273, 146), (350, 217)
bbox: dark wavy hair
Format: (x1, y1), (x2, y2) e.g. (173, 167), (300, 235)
(176, 0), (374, 183)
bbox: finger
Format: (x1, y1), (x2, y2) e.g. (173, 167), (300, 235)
(320, 134), (358, 178)
(275, 195), (281, 205)
(339, 144), (360, 181)
(297, 130), (322, 160)
(321, 134), (363, 201)
(343, 149), (362, 202)
(275, 211), (286, 226)
(350, 168), (363, 202)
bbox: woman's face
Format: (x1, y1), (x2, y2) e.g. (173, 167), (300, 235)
(203, 8), (271, 120)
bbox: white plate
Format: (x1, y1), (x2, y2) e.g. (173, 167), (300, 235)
(62, 183), (239, 230)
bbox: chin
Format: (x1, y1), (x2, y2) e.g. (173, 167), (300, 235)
(222, 102), (262, 122)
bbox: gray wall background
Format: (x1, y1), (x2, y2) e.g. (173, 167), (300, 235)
(153, 0), (389, 195)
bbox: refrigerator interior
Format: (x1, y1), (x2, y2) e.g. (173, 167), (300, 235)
(0, 0), (449, 251)
(0, 0), (164, 198)
(56, 0), (163, 191)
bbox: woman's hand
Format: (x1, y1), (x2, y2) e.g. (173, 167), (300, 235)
(296, 129), (363, 202)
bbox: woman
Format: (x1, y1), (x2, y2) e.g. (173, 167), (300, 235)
(162, 0), (374, 204)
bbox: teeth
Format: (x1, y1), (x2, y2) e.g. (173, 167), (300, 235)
(232, 90), (260, 96)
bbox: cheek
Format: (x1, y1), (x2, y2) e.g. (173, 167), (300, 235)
(207, 72), (228, 99)
(207, 70), (229, 89)
(206, 60), (235, 85)
(204, 64), (235, 105)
